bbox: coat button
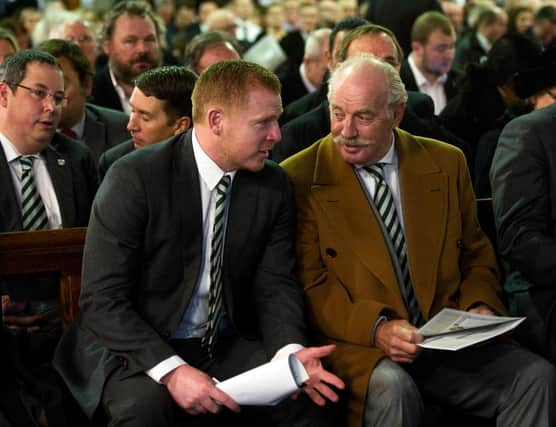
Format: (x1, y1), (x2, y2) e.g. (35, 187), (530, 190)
(325, 248), (337, 258)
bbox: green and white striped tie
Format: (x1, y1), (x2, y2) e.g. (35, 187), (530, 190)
(19, 156), (48, 231)
(202, 174), (231, 355)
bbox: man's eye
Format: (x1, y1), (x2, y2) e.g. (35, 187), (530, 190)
(32, 88), (46, 98)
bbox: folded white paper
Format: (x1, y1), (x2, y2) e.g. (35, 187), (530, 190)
(215, 354), (308, 406)
(243, 34), (287, 71)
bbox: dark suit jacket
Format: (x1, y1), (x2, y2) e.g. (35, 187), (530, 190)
(399, 59), (462, 107)
(491, 103), (556, 359)
(273, 91), (472, 163)
(280, 69), (310, 107)
(98, 139), (134, 181)
(91, 65), (124, 112)
(280, 76), (329, 126)
(454, 32), (487, 72)
(82, 103), (130, 164)
(279, 30), (305, 75)
(365, 0), (443, 57)
(0, 133), (98, 231)
(54, 130), (307, 417)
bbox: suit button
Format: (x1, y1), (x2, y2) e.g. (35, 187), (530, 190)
(325, 248), (337, 258)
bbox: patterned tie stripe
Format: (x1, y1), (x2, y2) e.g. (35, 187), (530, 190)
(202, 174), (231, 354)
(365, 164), (424, 326)
(19, 156), (48, 231)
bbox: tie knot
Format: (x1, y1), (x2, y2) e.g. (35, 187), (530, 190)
(19, 155), (35, 171)
(217, 175), (231, 195)
(364, 164), (385, 181)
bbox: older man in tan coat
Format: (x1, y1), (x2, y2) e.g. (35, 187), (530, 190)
(281, 54), (556, 427)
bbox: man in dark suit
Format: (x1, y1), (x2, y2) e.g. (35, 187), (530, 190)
(92, 1), (163, 113)
(364, 0), (443, 56)
(37, 39), (130, 165)
(54, 60), (344, 427)
(0, 50), (98, 427)
(401, 11), (461, 115)
(98, 66), (197, 180)
(490, 102), (556, 363)
(273, 24), (471, 163)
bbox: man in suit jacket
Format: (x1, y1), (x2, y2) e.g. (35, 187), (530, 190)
(54, 60), (344, 427)
(98, 66), (197, 180)
(282, 54), (555, 427)
(273, 24), (471, 163)
(490, 102), (556, 363)
(401, 11), (461, 115)
(37, 39), (130, 165)
(0, 50), (98, 427)
(91, 1), (163, 113)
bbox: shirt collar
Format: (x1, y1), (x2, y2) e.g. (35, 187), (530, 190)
(72, 113), (86, 139)
(407, 53), (448, 87)
(476, 32), (491, 53)
(108, 64), (131, 115)
(299, 63), (317, 93)
(191, 128), (236, 191)
(356, 133), (397, 169)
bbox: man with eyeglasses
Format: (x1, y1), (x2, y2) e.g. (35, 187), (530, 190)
(54, 18), (99, 70)
(0, 49), (98, 426)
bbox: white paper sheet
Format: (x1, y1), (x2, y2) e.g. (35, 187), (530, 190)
(215, 354), (309, 406)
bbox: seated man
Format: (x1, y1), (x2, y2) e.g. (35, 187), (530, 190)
(98, 65), (197, 180)
(282, 54), (556, 427)
(54, 60), (344, 427)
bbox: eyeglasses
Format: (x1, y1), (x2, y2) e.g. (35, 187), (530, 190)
(6, 82), (68, 106)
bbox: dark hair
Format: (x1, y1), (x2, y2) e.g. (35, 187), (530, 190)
(185, 32), (241, 75)
(135, 65), (197, 123)
(0, 27), (19, 52)
(507, 6), (533, 34)
(534, 5), (556, 23)
(36, 39), (92, 87)
(0, 49), (59, 86)
(102, 0), (162, 42)
(484, 32), (542, 86)
(329, 17), (368, 53)
(337, 23), (404, 64)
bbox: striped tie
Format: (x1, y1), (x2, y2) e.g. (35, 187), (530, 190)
(365, 164), (424, 326)
(202, 174), (231, 355)
(19, 156), (48, 231)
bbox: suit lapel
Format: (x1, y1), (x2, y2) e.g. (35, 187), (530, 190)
(312, 136), (399, 293)
(396, 129), (448, 317)
(0, 145), (21, 231)
(45, 140), (75, 227)
(84, 107), (107, 160)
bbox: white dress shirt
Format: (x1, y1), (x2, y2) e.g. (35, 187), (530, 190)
(408, 53), (449, 115)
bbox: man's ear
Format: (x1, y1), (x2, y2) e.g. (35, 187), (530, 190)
(173, 116), (191, 134)
(392, 102), (406, 129)
(207, 108), (223, 135)
(0, 83), (9, 108)
(102, 39), (111, 56)
(83, 74), (93, 98)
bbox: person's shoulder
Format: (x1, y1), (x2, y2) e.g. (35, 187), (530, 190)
(281, 134), (331, 178)
(506, 104), (556, 130)
(399, 128), (465, 161)
(50, 132), (93, 158)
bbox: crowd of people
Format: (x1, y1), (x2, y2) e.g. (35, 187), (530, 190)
(2, 0), (556, 426)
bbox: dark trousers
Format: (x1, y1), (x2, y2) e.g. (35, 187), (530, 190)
(100, 336), (341, 427)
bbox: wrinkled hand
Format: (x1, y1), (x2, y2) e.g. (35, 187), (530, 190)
(294, 345), (345, 406)
(162, 364), (240, 415)
(375, 319), (423, 363)
(468, 304), (495, 316)
(2, 296), (42, 333)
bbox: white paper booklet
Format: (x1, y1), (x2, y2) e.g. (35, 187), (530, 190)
(417, 308), (525, 351)
(215, 353), (308, 406)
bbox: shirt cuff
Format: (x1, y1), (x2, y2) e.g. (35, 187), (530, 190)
(371, 315), (388, 346)
(271, 343), (304, 361)
(146, 355), (187, 384)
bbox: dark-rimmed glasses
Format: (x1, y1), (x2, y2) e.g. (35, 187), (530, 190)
(4, 82), (68, 106)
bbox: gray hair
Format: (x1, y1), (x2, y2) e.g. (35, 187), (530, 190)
(304, 28), (332, 60)
(328, 54), (407, 115)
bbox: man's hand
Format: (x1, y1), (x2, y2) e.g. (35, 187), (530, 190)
(294, 344), (345, 406)
(375, 319), (423, 363)
(468, 304), (495, 316)
(161, 364), (240, 415)
(2, 296), (42, 333)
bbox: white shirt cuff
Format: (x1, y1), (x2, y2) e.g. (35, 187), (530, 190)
(271, 343), (304, 361)
(146, 355), (187, 384)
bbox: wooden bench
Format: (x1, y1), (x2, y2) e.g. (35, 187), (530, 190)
(0, 227), (86, 330)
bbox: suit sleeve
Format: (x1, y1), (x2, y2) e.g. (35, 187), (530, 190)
(491, 115), (556, 287)
(78, 161), (175, 375)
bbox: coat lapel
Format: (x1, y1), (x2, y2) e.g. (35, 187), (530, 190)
(45, 141), (75, 227)
(396, 129), (448, 317)
(311, 136), (400, 295)
(0, 145), (21, 231)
